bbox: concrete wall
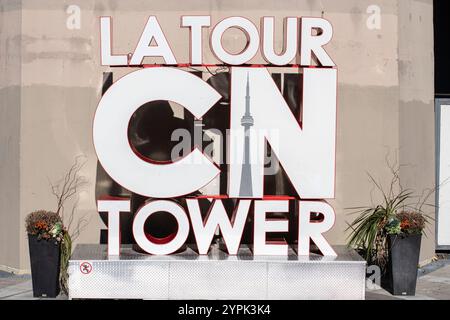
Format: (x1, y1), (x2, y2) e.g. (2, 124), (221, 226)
(398, 0), (435, 262)
(0, 0), (21, 272)
(0, 0), (436, 271)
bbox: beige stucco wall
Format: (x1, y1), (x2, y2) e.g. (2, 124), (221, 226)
(398, 0), (435, 263)
(0, 0), (436, 271)
(0, 0), (21, 272)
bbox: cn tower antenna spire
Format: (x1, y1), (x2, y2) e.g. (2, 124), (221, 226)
(245, 72), (251, 115)
(239, 71), (254, 197)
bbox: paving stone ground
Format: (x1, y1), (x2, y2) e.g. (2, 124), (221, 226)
(0, 272), (66, 300)
(1, 263), (450, 300)
(365, 263), (450, 300)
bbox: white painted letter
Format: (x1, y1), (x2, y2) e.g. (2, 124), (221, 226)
(130, 16), (177, 65)
(211, 17), (259, 65)
(298, 201), (336, 256)
(229, 67), (337, 199)
(133, 200), (189, 255)
(181, 16), (211, 65)
(187, 199), (251, 254)
(261, 17), (298, 65)
(93, 67), (221, 198)
(300, 17), (335, 66)
(100, 17), (128, 66)
(98, 199), (131, 256)
(253, 200), (289, 255)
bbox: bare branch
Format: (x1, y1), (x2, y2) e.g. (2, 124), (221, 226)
(50, 155), (89, 243)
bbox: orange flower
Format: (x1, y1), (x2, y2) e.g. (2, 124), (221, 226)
(400, 219), (410, 230)
(34, 220), (48, 230)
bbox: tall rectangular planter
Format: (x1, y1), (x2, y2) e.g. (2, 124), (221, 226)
(382, 234), (421, 296)
(28, 234), (61, 297)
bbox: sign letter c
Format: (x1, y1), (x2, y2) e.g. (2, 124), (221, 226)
(93, 67), (221, 198)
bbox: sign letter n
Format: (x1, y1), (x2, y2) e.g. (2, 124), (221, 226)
(228, 67), (337, 199)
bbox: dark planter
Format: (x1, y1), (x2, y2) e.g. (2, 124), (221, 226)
(28, 234), (61, 297)
(381, 233), (421, 296)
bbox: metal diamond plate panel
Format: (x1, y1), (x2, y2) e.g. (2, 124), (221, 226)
(68, 260), (169, 299)
(68, 244), (366, 300)
(169, 260), (267, 299)
(267, 262), (365, 300)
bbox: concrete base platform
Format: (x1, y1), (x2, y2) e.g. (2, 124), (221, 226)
(68, 244), (366, 300)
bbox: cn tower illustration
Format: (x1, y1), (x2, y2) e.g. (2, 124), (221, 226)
(239, 72), (254, 197)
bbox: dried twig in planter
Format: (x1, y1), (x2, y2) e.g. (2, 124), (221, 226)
(48, 155), (91, 295)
